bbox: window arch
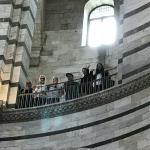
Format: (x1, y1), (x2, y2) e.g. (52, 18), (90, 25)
(82, 2), (117, 47)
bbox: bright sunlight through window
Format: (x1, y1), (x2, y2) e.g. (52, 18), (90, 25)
(88, 6), (116, 47)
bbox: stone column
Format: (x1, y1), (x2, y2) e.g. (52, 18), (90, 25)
(0, 0), (13, 105)
(30, 0), (45, 67)
(117, 0), (150, 83)
(0, 0), (37, 107)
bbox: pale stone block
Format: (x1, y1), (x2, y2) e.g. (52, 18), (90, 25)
(11, 66), (21, 83)
(124, 0), (149, 14)
(15, 46), (30, 72)
(9, 26), (19, 40)
(15, 0), (24, 5)
(1, 64), (13, 81)
(8, 86), (18, 104)
(124, 7), (150, 33)
(0, 40), (8, 56)
(23, 0), (37, 19)
(5, 44), (16, 60)
(114, 96), (131, 108)
(21, 11), (35, 36)
(0, 5), (12, 18)
(0, 22), (10, 35)
(123, 47), (150, 75)
(0, 84), (9, 102)
(18, 29), (32, 53)
(12, 8), (21, 23)
(124, 26), (150, 44)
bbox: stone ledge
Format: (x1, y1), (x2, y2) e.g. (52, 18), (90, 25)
(1, 72), (150, 123)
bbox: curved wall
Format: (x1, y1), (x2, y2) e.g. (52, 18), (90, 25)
(118, 0), (150, 84)
(0, 0), (38, 105)
(1, 1), (150, 149)
(0, 74), (150, 149)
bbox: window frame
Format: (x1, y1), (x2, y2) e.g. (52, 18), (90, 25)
(87, 4), (115, 47)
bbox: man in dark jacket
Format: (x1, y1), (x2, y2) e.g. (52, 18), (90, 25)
(80, 68), (94, 95)
(64, 73), (80, 101)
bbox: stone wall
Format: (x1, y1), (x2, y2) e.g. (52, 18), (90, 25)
(29, 29), (105, 84)
(30, 0), (45, 67)
(0, 0), (37, 105)
(35, 0), (150, 85)
(117, 0), (150, 84)
(29, 0), (117, 84)
(0, 86), (150, 149)
(44, 0), (86, 31)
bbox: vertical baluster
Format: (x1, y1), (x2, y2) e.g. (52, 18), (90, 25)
(41, 96), (43, 106)
(71, 84), (73, 100)
(21, 95), (23, 108)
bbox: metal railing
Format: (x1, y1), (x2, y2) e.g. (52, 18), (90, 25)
(16, 75), (116, 109)
(0, 100), (3, 110)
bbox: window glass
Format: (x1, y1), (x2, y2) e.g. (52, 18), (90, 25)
(88, 6), (116, 47)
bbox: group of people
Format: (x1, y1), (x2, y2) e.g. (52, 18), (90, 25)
(18, 63), (115, 108)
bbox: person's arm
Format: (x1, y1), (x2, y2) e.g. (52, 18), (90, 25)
(20, 88), (25, 94)
(33, 87), (37, 93)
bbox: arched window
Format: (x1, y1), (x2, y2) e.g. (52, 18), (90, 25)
(87, 5), (117, 47)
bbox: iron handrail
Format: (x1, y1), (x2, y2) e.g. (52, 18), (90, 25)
(16, 75), (116, 109)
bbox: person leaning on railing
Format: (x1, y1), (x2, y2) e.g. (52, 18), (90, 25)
(20, 80), (33, 94)
(80, 67), (94, 95)
(16, 80), (33, 108)
(104, 70), (115, 89)
(64, 73), (80, 101)
(33, 75), (47, 106)
(93, 63), (115, 91)
(93, 63), (105, 92)
(46, 77), (63, 104)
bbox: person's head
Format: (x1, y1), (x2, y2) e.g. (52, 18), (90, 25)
(53, 76), (58, 84)
(82, 68), (89, 76)
(39, 75), (46, 85)
(66, 73), (74, 81)
(32, 85), (36, 90)
(26, 81), (32, 88)
(96, 63), (104, 73)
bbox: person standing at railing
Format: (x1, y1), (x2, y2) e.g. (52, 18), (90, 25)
(104, 70), (115, 89)
(21, 81), (33, 94)
(64, 73), (80, 101)
(33, 75), (47, 106)
(17, 81), (33, 108)
(80, 67), (94, 95)
(47, 77), (62, 104)
(93, 63), (105, 92)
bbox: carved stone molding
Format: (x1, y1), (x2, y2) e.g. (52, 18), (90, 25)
(1, 73), (150, 123)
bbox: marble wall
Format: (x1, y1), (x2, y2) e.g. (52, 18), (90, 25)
(0, 86), (150, 149)
(0, 0), (37, 105)
(117, 0), (150, 84)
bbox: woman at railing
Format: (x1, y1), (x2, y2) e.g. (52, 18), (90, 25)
(16, 81), (33, 108)
(34, 75), (47, 95)
(93, 63), (105, 92)
(93, 63), (115, 92)
(33, 75), (47, 106)
(80, 67), (94, 95)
